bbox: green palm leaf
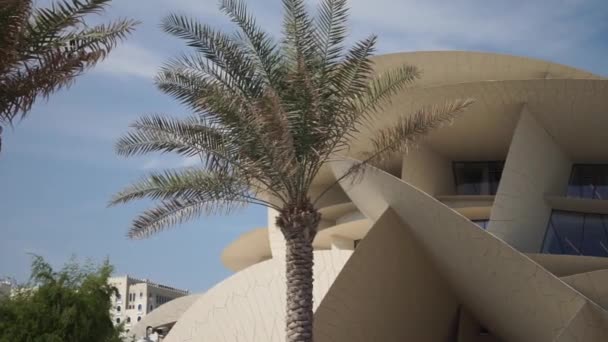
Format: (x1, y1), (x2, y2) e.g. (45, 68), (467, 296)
(0, 0), (137, 126)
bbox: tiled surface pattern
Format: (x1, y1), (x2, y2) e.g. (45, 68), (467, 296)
(165, 250), (351, 342)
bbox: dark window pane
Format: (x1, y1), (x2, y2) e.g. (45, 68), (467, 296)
(542, 210), (608, 257)
(568, 165), (608, 199)
(542, 224), (563, 254)
(472, 219), (489, 229)
(550, 211), (584, 255)
(454, 161), (505, 195)
(581, 215), (608, 257)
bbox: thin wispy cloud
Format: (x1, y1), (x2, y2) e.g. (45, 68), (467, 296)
(96, 44), (163, 79)
(345, 0), (607, 55)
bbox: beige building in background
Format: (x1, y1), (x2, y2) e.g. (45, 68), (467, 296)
(108, 275), (188, 336)
(130, 51), (608, 341)
(0, 280), (11, 298)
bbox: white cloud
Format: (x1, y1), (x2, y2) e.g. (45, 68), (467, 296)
(345, 0), (605, 56)
(96, 44), (162, 79)
(142, 158), (163, 170)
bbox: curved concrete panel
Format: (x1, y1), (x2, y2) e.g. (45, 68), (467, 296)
(130, 294), (201, 338)
(330, 160), (608, 342)
(527, 254), (608, 277)
(314, 207), (460, 341)
(221, 227), (272, 272)
(313, 218), (372, 249)
(349, 79), (608, 162)
(165, 250), (352, 342)
(487, 106), (572, 252)
(318, 202), (356, 221)
(372, 51), (602, 88)
(561, 269), (608, 310)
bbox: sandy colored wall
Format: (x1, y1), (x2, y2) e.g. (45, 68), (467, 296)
(457, 308), (504, 342)
(561, 269), (608, 310)
(488, 106), (571, 252)
(330, 160), (602, 342)
(401, 143), (454, 196)
(527, 253), (608, 277)
(314, 208), (459, 342)
(164, 250), (351, 342)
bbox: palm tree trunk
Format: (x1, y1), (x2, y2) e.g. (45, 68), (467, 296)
(277, 202), (320, 342)
(285, 231), (315, 342)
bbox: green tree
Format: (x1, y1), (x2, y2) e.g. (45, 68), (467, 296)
(110, 0), (473, 341)
(0, 0), (137, 152)
(0, 256), (123, 342)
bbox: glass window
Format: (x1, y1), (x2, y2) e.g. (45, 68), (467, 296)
(126, 317), (131, 323)
(472, 219), (489, 229)
(542, 210), (608, 257)
(137, 316), (142, 322)
(453, 161), (505, 195)
(116, 306), (121, 312)
(137, 304), (142, 311)
(139, 292), (143, 298)
(116, 318), (120, 324)
(567, 164), (608, 199)
(580, 215), (608, 256)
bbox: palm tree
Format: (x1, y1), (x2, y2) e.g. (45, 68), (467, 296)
(110, 0), (473, 341)
(0, 0), (137, 152)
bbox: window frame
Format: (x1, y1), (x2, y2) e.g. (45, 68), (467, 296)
(452, 160), (505, 196)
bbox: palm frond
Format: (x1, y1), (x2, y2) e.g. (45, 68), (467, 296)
(28, 0), (113, 51)
(356, 65), (420, 118)
(161, 14), (259, 97)
(0, 0), (136, 124)
(313, 99), (474, 205)
(281, 0), (318, 71)
(110, 168), (249, 205)
(330, 34), (376, 99)
(327, 65), (421, 153)
(115, 114), (232, 160)
(128, 197), (242, 239)
(315, 0), (348, 68)
(115, 169), (276, 239)
(366, 98), (475, 164)
(219, 0), (284, 87)
(155, 65), (297, 189)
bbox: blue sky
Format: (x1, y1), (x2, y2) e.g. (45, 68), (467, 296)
(0, 0), (607, 293)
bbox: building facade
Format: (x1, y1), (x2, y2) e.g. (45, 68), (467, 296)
(108, 275), (188, 334)
(0, 280), (11, 298)
(130, 51), (608, 342)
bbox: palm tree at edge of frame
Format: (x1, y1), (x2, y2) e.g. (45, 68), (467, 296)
(0, 0), (137, 153)
(110, 0), (474, 341)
